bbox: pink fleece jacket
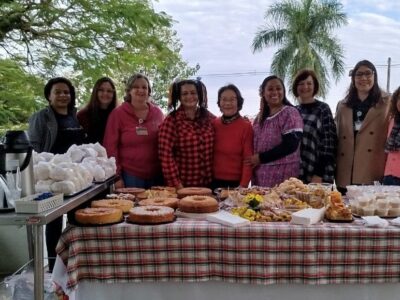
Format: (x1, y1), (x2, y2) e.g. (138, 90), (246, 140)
(103, 102), (164, 179)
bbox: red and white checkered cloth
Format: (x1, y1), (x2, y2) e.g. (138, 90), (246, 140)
(56, 219), (400, 292)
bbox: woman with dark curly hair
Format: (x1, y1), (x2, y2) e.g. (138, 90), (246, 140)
(335, 60), (390, 193)
(159, 79), (215, 189)
(383, 86), (400, 185)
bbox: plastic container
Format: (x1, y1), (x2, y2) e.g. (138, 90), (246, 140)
(14, 193), (63, 213)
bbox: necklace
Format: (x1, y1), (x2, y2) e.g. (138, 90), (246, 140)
(222, 113), (240, 124)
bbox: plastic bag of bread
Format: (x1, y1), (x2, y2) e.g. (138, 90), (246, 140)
(34, 161), (51, 181)
(51, 180), (76, 195)
(49, 165), (70, 181)
(67, 144), (86, 163)
(35, 179), (54, 193)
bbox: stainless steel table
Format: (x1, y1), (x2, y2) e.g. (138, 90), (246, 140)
(0, 176), (116, 300)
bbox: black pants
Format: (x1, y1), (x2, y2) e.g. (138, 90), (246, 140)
(45, 216), (63, 272)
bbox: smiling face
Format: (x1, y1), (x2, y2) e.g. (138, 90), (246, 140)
(97, 81), (115, 109)
(296, 75), (315, 103)
(354, 65), (375, 96)
(129, 77), (149, 104)
(48, 83), (71, 113)
(219, 89), (238, 117)
(263, 78), (284, 110)
(180, 83), (199, 110)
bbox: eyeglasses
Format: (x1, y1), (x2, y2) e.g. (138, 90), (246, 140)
(354, 71), (374, 78)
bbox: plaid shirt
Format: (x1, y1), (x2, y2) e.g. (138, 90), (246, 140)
(297, 100), (337, 183)
(159, 107), (214, 187)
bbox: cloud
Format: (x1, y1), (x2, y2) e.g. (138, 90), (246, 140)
(154, 0), (400, 116)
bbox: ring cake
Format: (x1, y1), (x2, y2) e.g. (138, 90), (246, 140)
(128, 205), (175, 224)
(75, 207), (123, 225)
(91, 199), (133, 213)
(178, 195), (219, 213)
(177, 187), (212, 198)
(115, 187), (145, 195)
(139, 197), (179, 209)
(106, 193), (136, 201)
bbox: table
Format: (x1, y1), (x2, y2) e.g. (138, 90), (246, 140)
(0, 176), (116, 300)
(54, 218), (400, 299)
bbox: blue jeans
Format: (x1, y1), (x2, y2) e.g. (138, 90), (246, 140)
(122, 171), (163, 189)
(382, 175), (400, 186)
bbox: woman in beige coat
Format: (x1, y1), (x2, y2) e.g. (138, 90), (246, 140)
(335, 60), (390, 194)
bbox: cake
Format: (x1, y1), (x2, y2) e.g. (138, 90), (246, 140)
(128, 205), (175, 224)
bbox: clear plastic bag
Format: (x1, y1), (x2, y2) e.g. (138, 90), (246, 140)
(2, 260), (58, 300)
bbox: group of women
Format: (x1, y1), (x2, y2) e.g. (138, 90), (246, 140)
(27, 59), (400, 271)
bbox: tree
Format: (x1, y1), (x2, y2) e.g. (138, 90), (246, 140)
(252, 0), (347, 97)
(0, 59), (44, 127)
(0, 0), (197, 108)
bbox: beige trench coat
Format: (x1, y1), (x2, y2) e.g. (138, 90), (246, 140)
(335, 95), (390, 189)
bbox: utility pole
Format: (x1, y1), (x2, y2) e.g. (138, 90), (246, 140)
(387, 57), (391, 93)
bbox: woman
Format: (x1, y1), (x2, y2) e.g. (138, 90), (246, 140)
(159, 79), (215, 189)
(292, 69), (337, 184)
(103, 73), (164, 189)
(212, 84), (253, 189)
(383, 86), (400, 185)
(335, 60), (390, 193)
(28, 77), (85, 272)
(245, 75), (303, 188)
(77, 77), (118, 144)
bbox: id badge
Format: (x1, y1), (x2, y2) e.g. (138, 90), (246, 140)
(354, 120), (362, 131)
(136, 126), (148, 136)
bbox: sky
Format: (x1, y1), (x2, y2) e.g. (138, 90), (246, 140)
(153, 0), (400, 117)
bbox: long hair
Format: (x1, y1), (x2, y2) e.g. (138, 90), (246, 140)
(390, 86), (400, 122)
(257, 75), (293, 124)
(124, 73), (151, 102)
(169, 79), (208, 120)
(44, 77), (76, 111)
(217, 84), (244, 111)
(345, 60), (382, 108)
(84, 77), (117, 128)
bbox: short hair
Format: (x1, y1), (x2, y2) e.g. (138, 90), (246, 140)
(44, 77), (76, 110)
(292, 69), (320, 97)
(124, 73), (151, 102)
(217, 84), (244, 111)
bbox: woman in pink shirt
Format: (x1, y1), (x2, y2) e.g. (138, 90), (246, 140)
(383, 86), (400, 185)
(103, 73), (164, 188)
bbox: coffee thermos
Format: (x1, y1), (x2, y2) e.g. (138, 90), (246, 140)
(0, 130), (35, 199)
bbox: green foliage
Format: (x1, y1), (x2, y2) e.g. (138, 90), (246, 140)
(0, 0), (197, 109)
(252, 0), (348, 98)
(0, 59), (44, 126)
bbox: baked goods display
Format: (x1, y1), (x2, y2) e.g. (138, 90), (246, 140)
(91, 199), (133, 213)
(75, 207), (123, 225)
(106, 193), (136, 201)
(177, 187), (212, 198)
(178, 195), (219, 213)
(139, 197), (179, 209)
(349, 193), (400, 217)
(115, 187), (145, 195)
(128, 205), (175, 224)
(325, 191), (353, 221)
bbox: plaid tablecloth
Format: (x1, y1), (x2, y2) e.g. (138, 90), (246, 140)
(56, 218), (400, 291)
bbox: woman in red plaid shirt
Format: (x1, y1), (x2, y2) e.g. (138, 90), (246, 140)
(159, 79), (215, 189)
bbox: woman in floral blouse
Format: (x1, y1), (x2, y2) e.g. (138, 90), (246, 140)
(159, 79), (215, 189)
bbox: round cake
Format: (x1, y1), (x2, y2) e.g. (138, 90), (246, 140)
(178, 195), (219, 213)
(75, 207), (123, 225)
(115, 187), (145, 195)
(128, 205), (175, 224)
(151, 186), (177, 193)
(177, 187), (212, 198)
(91, 199), (133, 213)
(106, 193), (136, 201)
(139, 197), (179, 209)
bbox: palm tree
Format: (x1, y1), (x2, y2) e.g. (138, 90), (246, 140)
(252, 0), (347, 98)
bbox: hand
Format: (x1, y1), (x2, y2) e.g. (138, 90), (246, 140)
(114, 178), (125, 189)
(244, 154), (260, 168)
(310, 175), (323, 183)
